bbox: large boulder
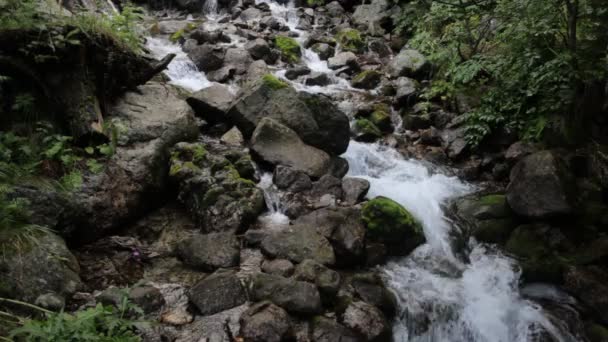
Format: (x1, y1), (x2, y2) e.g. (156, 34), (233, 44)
(227, 75), (350, 155)
(387, 49), (428, 79)
(72, 82), (198, 241)
(361, 196), (425, 256)
(0, 233), (81, 306)
(260, 224), (336, 265)
(239, 301), (292, 342)
(169, 142), (266, 233)
(177, 232), (240, 271)
(187, 44), (225, 72)
(506, 150), (575, 218)
(342, 177), (370, 205)
(351, 0), (392, 36)
(188, 270), (247, 316)
(250, 273), (323, 314)
(186, 84), (237, 125)
(251, 118), (332, 178)
(294, 207), (366, 266)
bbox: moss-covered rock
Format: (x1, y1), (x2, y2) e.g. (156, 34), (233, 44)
(505, 225), (565, 283)
(351, 70), (382, 89)
(369, 109), (393, 133)
(355, 118), (382, 142)
(262, 74), (289, 90)
(306, 0), (325, 7)
(169, 22), (198, 43)
(585, 323), (608, 342)
(275, 36), (301, 63)
(361, 196), (425, 255)
(336, 29), (365, 53)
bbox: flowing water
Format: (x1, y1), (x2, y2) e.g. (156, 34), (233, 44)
(148, 2), (580, 340)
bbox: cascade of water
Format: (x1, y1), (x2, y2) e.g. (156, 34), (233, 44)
(203, 0), (219, 18)
(257, 173), (290, 228)
(145, 37), (212, 92)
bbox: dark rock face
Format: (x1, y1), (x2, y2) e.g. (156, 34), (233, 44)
(260, 225), (336, 265)
(311, 316), (361, 342)
(350, 273), (397, 317)
(261, 259), (295, 277)
(128, 286), (165, 313)
(273, 165), (313, 192)
(239, 301), (292, 342)
(341, 178), (370, 205)
(294, 259), (341, 297)
(250, 273), (323, 314)
(0, 233), (82, 304)
(169, 142), (265, 233)
(177, 232), (240, 271)
(227, 78), (350, 155)
(564, 266), (608, 325)
(187, 44), (225, 72)
(188, 270), (247, 316)
(506, 151), (575, 219)
(251, 118), (332, 178)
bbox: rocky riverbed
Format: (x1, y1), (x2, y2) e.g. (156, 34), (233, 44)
(1, 0), (607, 341)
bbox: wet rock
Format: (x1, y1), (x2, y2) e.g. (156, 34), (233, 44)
(368, 39), (392, 58)
(420, 127), (442, 146)
(361, 196), (426, 256)
(342, 177), (370, 205)
(0, 233), (81, 303)
(329, 157), (350, 178)
(506, 151), (575, 219)
(260, 224), (336, 265)
(388, 48), (428, 79)
(251, 117), (332, 178)
(355, 118), (383, 142)
(187, 43), (225, 72)
(294, 259), (341, 297)
(250, 273), (323, 314)
(246, 38), (271, 60)
(224, 47), (253, 74)
(261, 259), (295, 277)
(505, 141), (539, 164)
(394, 77), (418, 107)
(564, 266), (608, 325)
(352, 70), (382, 89)
(311, 42), (335, 60)
(207, 65), (235, 83)
(350, 273), (397, 317)
(190, 29), (230, 45)
(188, 270), (247, 316)
(294, 207), (366, 266)
(177, 232), (240, 271)
(129, 285), (165, 313)
(311, 174), (344, 199)
(311, 316), (360, 342)
(227, 76), (350, 155)
(305, 72), (331, 86)
(441, 126), (468, 160)
(402, 111), (431, 131)
(369, 105), (393, 133)
(186, 84), (237, 124)
(285, 66), (312, 80)
(245, 60), (270, 84)
(328, 51), (359, 71)
(240, 7), (263, 21)
(170, 142), (265, 233)
(340, 300), (391, 341)
(239, 301), (292, 342)
(273, 165), (313, 192)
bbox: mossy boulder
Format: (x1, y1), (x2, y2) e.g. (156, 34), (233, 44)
(361, 196), (425, 255)
(355, 118), (382, 142)
(275, 36), (301, 63)
(262, 74), (289, 90)
(585, 323), (608, 342)
(351, 70), (382, 89)
(369, 108), (393, 133)
(336, 29), (365, 53)
(306, 0), (325, 7)
(505, 225), (565, 283)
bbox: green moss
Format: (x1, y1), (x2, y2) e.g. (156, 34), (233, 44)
(472, 218), (515, 244)
(362, 197), (423, 238)
(191, 145), (207, 163)
(262, 74), (289, 90)
(353, 70), (380, 84)
(505, 226), (564, 283)
(306, 0), (324, 6)
(586, 323), (608, 342)
(356, 118), (382, 138)
(170, 22), (197, 43)
(274, 36), (301, 63)
(202, 186), (224, 207)
(336, 29), (364, 53)
(169, 161), (199, 176)
(370, 110), (392, 133)
(479, 194), (506, 206)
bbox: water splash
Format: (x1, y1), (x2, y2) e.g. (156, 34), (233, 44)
(257, 173), (290, 228)
(203, 0), (219, 18)
(146, 37), (212, 92)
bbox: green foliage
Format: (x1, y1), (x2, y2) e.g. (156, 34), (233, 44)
(274, 36), (301, 63)
(9, 296), (146, 341)
(0, 0), (145, 54)
(0, 187), (50, 257)
(335, 29), (365, 53)
(262, 74), (289, 90)
(397, 0), (608, 146)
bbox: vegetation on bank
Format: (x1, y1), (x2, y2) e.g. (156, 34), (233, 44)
(394, 0), (608, 146)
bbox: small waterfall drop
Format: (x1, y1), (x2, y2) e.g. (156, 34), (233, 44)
(203, 0), (219, 18)
(257, 173), (290, 229)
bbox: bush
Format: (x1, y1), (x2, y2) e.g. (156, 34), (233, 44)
(8, 296), (146, 342)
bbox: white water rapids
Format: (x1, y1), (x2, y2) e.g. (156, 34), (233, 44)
(145, 2), (580, 340)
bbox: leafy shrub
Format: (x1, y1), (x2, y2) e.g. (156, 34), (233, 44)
(8, 296), (146, 342)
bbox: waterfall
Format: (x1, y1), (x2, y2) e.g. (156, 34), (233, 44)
(203, 0), (218, 17)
